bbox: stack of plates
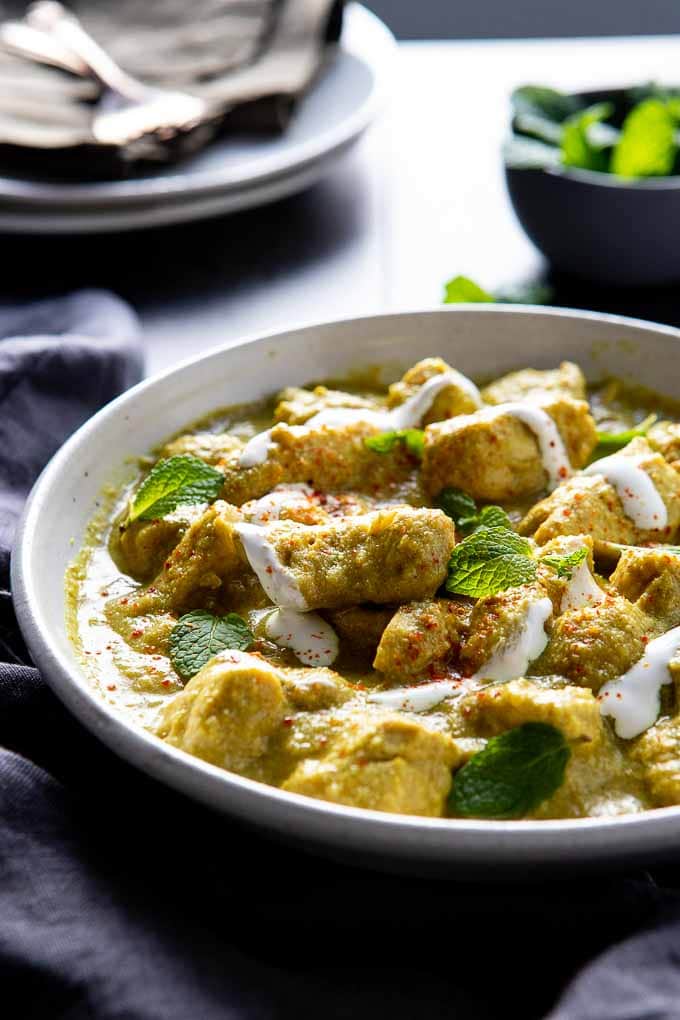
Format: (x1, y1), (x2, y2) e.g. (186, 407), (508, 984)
(0, 5), (394, 234)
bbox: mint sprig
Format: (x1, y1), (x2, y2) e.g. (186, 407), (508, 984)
(128, 455), (223, 524)
(561, 102), (614, 172)
(364, 429), (424, 458)
(445, 526), (536, 598)
(449, 723), (571, 819)
(169, 610), (254, 681)
(541, 546), (588, 579)
(593, 413), (658, 456)
(437, 487), (512, 536)
(443, 274), (553, 307)
(611, 99), (676, 177)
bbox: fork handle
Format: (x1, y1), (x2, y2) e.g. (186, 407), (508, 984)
(27, 2), (148, 101)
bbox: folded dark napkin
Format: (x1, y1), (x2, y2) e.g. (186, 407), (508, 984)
(1, 291), (680, 1020)
(0, 0), (344, 178)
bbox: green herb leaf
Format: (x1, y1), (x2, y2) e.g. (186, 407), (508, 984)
(129, 455), (223, 523)
(450, 722), (571, 819)
(594, 413), (658, 455)
(542, 546), (588, 578)
(364, 429), (424, 458)
(436, 489), (513, 537)
(445, 526), (536, 598)
(493, 281), (554, 306)
(611, 99), (677, 178)
(469, 505), (513, 533)
(561, 102), (614, 172)
(170, 610), (254, 681)
(502, 136), (562, 171)
(510, 86), (581, 124)
(443, 275), (494, 304)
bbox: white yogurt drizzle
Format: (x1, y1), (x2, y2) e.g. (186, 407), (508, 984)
(238, 371), (481, 467)
(584, 452), (668, 530)
(234, 522), (308, 610)
(560, 560), (605, 613)
(241, 484), (314, 525)
(599, 625), (680, 738)
(472, 597), (553, 683)
(368, 597), (553, 713)
(265, 608), (339, 667)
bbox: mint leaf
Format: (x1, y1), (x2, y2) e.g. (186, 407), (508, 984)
(445, 526), (536, 597)
(443, 275), (494, 304)
(594, 413), (658, 456)
(503, 136), (561, 171)
(364, 429), (424, 458)
(561, 102), (614, 172)
(542, 546), (588, 578)
(511, 86), (581, 124)
(494, 281), (554, 306)
(169, 610), (254, 681)
(470, 505), (512, 533)
(436, 487), (477, 523)
(450, 723), (571, 819)
(128, 455), (223, 523)
(611, 99), (677, 177)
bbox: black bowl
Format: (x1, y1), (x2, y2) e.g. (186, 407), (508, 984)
(505, 88), (680, 287)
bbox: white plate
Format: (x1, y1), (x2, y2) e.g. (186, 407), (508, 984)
(14, 306), (680, 877)
(0, 5), (393, 233)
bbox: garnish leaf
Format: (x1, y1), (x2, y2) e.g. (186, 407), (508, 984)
(611, 99), (677, 178)
(594, 413), (658, 455)
(365, 429), (424, 458)
(445, 526), (536, 598)
(542, 546), (588, 578)
(170, 610), (254, 681)
(437, 488), (512, 536)
(443, 275), (494, 304)
(561, 102), (614, 172)
(510, 85), (581, 124)
(502, 136), (561, 171)
(450, 722), (571, 819)
(129, 455), (223, 523)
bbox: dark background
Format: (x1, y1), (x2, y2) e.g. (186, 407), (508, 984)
(368, 0), (680, 39)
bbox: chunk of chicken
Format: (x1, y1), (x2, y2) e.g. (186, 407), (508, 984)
(610, 547), (680, 632)
(282, 712), (460, 816)
(373, 599), (470, 681)
(520, 439), (680, 547)
(110, 505), (206, 582)
(386, 357), (481, 425)
(156, 651), (287, 770)
(535, 594), (656, 692)
(421, 397), (597, 502)
(481, 361), (586, 406)
(460, 678), (603, 745)
(274, 385), (383, 425)
(221, 419), (417, 506)
(460, 584), (552, 678)
(325, 606), (394, 657)
(257, 507), (456, 610)
(631, 716), (680, 807)
(158, 432), (243, 468)
(648, 421), (680, 465)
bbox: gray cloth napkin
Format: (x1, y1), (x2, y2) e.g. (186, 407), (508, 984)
(1, 289), (679, 1020)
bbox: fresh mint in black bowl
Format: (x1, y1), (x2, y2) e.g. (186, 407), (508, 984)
(504, 84), (680, 286)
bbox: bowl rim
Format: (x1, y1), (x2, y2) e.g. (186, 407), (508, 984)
(13, 303), (680, 866)
(508, 84), (680, 191)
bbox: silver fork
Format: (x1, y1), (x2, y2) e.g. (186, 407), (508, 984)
(1, 1), (220, 152)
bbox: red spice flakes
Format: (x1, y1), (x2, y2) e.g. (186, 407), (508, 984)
(131, 628), (144, 639)
(161, 679), (171, 688)
(100, 590), (109, 597)
(282, 717), (294, 728)
(106, 683), (117, 691)
(164, 561), (172, 570)
(119, 598), (129, 605)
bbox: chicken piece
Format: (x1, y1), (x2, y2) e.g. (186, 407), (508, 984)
(274, 385), (382, 425)
(156, 651), (287, 770)
(535, 534), (607, 615)
(373, 599), (470, 681)
(221, 419), (417, 506)
(610, 547), (680, 630)
(386, 357), (481, 425)
(282, 712), (461, 816)
(109, 505), (205, 582)
(158, 432), (243, 468)
(252, 507), (456, 611)
(648, 421), (680, 465)
(240, 485), (374, 527)
(520, 439), (680, 547)
(460, 584), (552, 679)
(280, 667), (354, 712)
(481, 361), (586, 405)
(459, 678), (603, 745)
(535, 594), (656, 692)
(325, 606), (394, 657)
(631, 716), (680, 807)
(421, 397), (597, 503)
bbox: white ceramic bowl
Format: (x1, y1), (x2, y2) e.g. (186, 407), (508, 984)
(13, 306), (680, 877)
